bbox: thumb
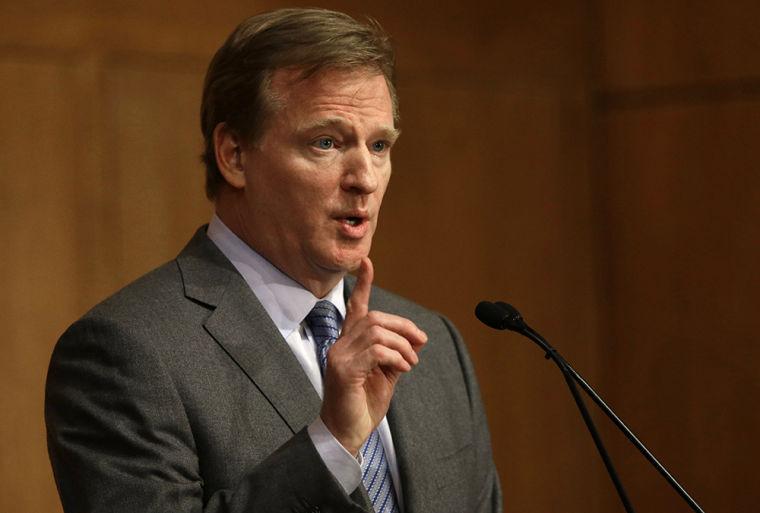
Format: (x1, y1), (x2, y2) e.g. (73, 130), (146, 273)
(344, 257), (373, 329)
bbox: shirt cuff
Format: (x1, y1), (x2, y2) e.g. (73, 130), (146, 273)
(307, 416), (363, 494)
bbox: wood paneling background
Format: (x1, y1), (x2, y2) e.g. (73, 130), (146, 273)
(1, 1), (756, 512)
(593, 2), (760, 512)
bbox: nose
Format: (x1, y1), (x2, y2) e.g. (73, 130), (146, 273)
(341, 146), (378, 194)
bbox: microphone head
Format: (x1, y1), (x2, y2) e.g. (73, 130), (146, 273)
(494, 301), (527, 331)
(475, 301), (509, 330)
(474, 301), (527, 331)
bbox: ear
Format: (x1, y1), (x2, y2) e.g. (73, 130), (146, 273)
(213, 122), (247, 189)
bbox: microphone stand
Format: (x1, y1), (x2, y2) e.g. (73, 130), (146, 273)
(520, 326), (636, 513)
(523, 326), (705, 513)
(478, 301), (706, 513)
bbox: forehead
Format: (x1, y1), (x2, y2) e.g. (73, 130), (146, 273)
(268, 67), (395, 126)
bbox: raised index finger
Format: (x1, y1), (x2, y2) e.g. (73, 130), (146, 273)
(344, 257), (373, 329)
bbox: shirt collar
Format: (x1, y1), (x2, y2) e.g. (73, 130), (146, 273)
(206, 214), (346, 340)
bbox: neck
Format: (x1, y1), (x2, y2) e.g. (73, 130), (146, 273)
(214, 198), (343, 298)
(295, 273), (343, 299)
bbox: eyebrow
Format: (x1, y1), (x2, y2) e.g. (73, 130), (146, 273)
(300, 117), (401, 143)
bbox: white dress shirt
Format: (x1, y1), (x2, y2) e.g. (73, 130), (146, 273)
(206, 214), (403, 507)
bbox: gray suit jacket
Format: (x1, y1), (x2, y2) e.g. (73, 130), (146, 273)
(45, 228), (501, 513)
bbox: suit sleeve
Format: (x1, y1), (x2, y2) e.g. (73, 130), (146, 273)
(45, 317), (367, 513)
(440, 315), (503, 513)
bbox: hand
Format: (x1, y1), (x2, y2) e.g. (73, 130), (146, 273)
(319, 257), (428, 456)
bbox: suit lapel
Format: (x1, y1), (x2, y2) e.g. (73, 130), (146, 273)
(177, 228), (322, 434)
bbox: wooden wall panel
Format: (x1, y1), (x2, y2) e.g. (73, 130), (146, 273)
(594, 1), (760, 512)
(1, 3), (246, 59)
(0, 56), (84, 513)
(597, 0), (760, 89)
(103, 58), (211, 284)
(597, 100), (760, 513)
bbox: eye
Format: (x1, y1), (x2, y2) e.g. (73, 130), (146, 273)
(371, 140), (389, 153)
(313, 137), (334, 150)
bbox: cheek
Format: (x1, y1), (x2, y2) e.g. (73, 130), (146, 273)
(375, 172), (391, 203)
(288, 183), (332, 226)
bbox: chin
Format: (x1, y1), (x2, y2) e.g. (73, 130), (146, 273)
(328, 247), (368, 273)
(345, 258), (363, 272)
(329, 256), (362, 273)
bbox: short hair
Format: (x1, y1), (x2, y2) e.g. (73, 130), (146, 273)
(200, 8), (398, 199)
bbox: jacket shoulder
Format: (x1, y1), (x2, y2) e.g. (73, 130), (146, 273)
(81, 259), (187, 326)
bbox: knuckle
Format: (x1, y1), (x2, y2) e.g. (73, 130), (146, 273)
(368, 324), (384, 339)
(369, 344), (384, 359)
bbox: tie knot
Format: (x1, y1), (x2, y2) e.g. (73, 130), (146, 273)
(305, 300), (341, 340)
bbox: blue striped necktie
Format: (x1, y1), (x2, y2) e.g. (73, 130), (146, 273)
(305, 300), (400, 513)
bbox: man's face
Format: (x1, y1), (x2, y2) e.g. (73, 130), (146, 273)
(234, 68), (398, 291)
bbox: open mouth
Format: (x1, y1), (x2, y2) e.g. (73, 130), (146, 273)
(334, 209), (370, 235)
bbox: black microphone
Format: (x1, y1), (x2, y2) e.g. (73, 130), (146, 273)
(475, 300), (705, 513)
(475, 301), (526, 331)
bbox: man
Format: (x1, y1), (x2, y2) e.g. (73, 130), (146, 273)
(46, 8), (501, 513)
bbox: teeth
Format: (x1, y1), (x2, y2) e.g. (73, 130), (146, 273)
(346, 218), (359, 226)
